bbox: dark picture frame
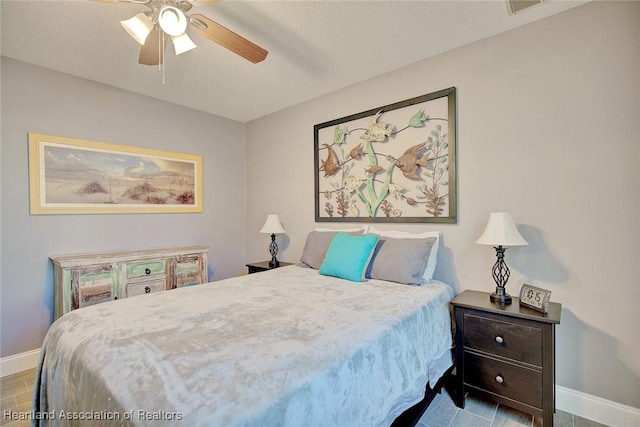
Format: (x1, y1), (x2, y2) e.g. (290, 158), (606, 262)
(314, 87), (457, 223)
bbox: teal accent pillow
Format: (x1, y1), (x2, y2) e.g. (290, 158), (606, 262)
(319, 233), (379, 282)
(298, 230), (365, 270)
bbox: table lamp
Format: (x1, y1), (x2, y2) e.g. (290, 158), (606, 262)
(476, 212), (528, 304)
(260, 214), (286, 268)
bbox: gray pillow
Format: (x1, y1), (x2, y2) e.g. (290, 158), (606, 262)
(366, 237), (437, 285)
(298, 231), (336, 269)
(298, 230), (364, 269)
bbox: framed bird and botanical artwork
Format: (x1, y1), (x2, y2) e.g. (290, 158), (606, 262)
(314, 87), (457, 223)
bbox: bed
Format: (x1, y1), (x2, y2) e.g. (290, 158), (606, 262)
(33, 229), (455, 426)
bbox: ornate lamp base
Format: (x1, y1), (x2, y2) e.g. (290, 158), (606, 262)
(490, 287), (512, 304)
(490, 245), (512, 305)
(268, 233), (280, 268)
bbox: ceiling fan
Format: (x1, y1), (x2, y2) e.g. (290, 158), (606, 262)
(101, 0), (268, 65)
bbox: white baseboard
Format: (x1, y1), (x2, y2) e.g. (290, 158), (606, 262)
(557, 385), (640, 427)
(2, 351), (639, 427)
(0, 349), (40, 377)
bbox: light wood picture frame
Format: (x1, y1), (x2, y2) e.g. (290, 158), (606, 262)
(28, 133), (203, 214)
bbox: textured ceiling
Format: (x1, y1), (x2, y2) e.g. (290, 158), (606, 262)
(1, 0), (589, 123)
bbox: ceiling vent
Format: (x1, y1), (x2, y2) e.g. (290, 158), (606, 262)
(508, 0), (543, 14)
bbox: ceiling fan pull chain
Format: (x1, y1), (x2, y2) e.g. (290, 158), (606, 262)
(158, 29), (163, 72)
(161, 30), (166, 85)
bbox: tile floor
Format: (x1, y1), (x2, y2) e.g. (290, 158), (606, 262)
(2, 368), (610, 427)
(417, 386), (609, 427)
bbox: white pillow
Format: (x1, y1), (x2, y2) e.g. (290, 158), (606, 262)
(315, 225), (369, 233)
(367, 226), (440, 283)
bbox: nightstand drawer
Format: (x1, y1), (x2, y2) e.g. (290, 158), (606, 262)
(463, 313), (542, 366)
(464, 351), (542, 409)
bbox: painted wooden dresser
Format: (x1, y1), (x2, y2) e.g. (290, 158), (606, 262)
(51, 245), (208, 319)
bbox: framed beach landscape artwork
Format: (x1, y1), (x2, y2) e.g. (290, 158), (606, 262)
(28, 133), (202, 214)
(314, 87), (457, 223)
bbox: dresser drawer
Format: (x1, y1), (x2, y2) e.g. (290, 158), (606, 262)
(72, 265), (114, 309)
(125, 278), (167, 297)
(463, 313), (542, 366)
(126, 259), (166, 279)
(464, 351), (542, 409)
(174, 255), (205, 288)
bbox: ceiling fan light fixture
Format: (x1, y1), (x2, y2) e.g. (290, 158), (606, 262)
(158, 6), (188, 37)
(120, 12), (153, 45)
(172, 33), (197, 55)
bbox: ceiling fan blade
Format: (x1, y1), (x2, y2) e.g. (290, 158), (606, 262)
(189, 14), (267, 64)
(138, 27), (168, 66)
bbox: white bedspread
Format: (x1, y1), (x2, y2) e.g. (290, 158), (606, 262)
(34, 265), (454, 426)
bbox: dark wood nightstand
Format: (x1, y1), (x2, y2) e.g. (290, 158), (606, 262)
(451, 290), (561, 426)
(246, 261), (294, 274)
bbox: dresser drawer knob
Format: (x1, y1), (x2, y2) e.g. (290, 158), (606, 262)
(144, 286), (151, 294)
(495, 336), (504, 344)
(145, 268), (151, 275)
(495, 375), (504, 384)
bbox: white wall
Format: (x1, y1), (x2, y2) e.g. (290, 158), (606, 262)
(0, 57), (248, 357)
(246, 1), (640, 408)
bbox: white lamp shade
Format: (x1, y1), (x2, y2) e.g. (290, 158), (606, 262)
(120, 13), (153, 45)
(476, 212), (528, 246)
(158, 6), (188, 37)
(260, 214), (286, 234)
(172, 32), (197, 55)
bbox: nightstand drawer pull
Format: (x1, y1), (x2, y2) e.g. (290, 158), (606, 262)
(495, 336), (504, 344)
(145, 268), (151, 275)
(144, 286), (151, 293)
(495, 375), (504, 384)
